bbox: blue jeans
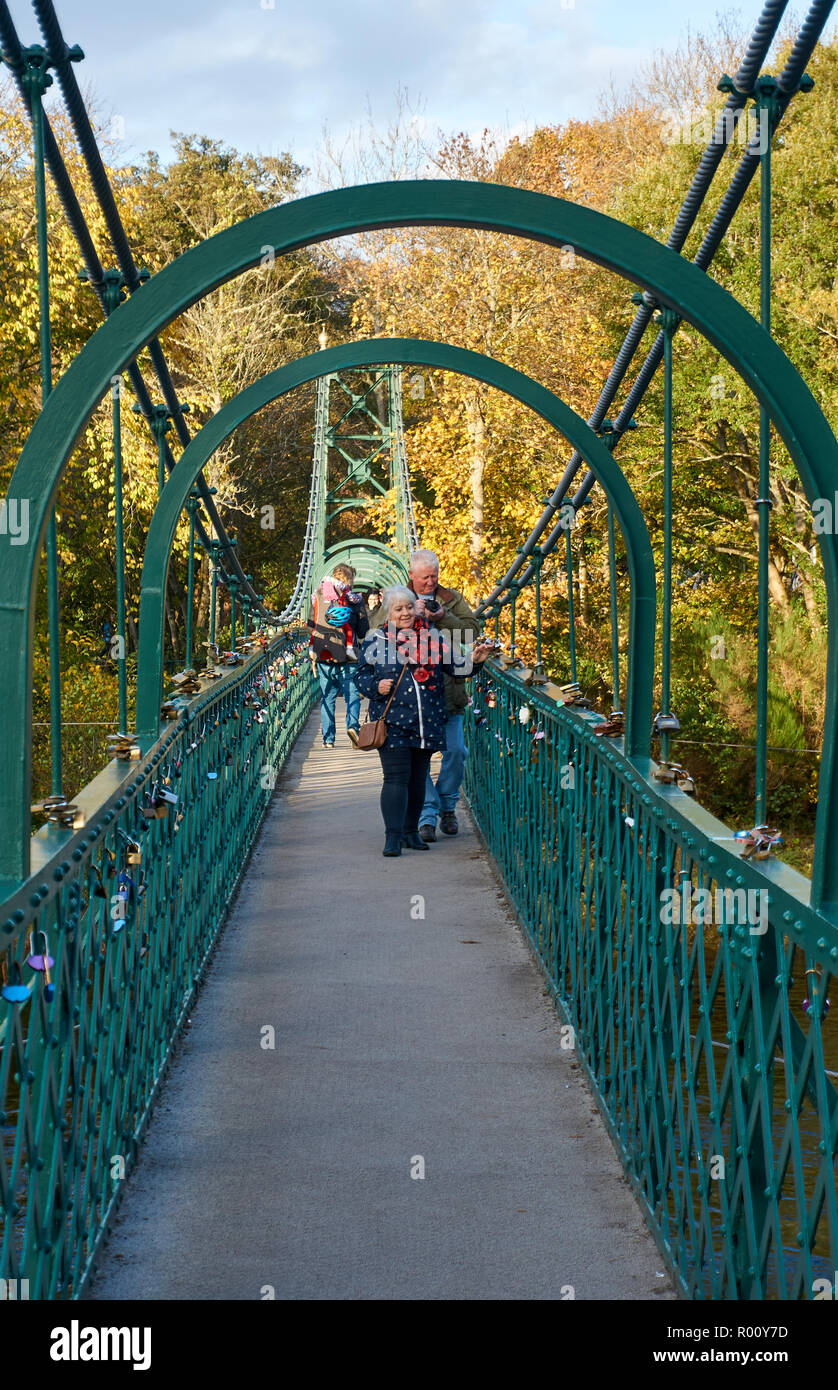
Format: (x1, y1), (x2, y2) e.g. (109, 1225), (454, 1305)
(420, 712), (466, 824)
(317, 662), (360, 743)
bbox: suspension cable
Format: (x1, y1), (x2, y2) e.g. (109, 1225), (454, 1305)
(475, 0), (823, 615)
(20, 0), (269, 620)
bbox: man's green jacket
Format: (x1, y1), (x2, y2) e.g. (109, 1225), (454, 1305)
(370, 584), (480, 714)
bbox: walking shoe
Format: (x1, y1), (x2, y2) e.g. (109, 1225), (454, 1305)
(440, 811), (458, 835)
(383, 833), (402, 857)
(323, 741), (335, 749)
(347, 728), (360, 747)
(402, 831), (430, 851)
(419, 823), (436, 843)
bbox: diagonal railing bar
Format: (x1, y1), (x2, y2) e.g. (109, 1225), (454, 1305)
(0, 630), (316, 1297)
(465, 661), (838, 1298)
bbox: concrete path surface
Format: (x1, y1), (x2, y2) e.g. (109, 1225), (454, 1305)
(88, 710), (675, 1301)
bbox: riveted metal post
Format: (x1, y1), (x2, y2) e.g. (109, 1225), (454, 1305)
(209, 542), (221, 650)
(658, 307), (679, 762)
(184, 491), (198, 670)
(95, 269), (131, 732)
(753, 75), (780, 827)
(509, 580), (519, 664)
(598, 421), (622, 715)
(242, 575), (253, 641)
(228, 575), (240, 652)
(111, 372), (128, 731)
(529, 546), (548, 683)
(607, 500), (621, 713)
(566, 523), (577, 685)
(147, 405), (171, 500)
(22, 45), (62, 793)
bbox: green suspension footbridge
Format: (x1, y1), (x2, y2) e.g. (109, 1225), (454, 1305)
(1, 0), (838, 1302)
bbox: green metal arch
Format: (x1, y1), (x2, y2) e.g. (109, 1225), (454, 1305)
(320, 539), (408, 593)
(133, 342), (656, 759)
(3, 181), (838, 913)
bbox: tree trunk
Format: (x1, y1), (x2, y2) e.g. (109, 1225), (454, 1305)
(197, 553), (210, 630)
(731, 473), (791, 617)
(165, 599), (179, 662)
(463, 389), (488, 590)
(799, 576), (822, 631)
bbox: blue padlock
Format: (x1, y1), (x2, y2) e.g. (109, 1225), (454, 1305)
(2, 961), (32, 1004)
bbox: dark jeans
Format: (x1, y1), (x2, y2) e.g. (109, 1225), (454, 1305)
(378, 745), (433, 835)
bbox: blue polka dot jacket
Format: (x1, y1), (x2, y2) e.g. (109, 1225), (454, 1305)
(356, 621), (472, 750)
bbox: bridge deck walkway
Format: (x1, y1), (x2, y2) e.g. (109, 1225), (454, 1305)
(88, 710), (674, 1301)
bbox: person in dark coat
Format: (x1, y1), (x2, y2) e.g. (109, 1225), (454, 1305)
(356, 586), (493, 857)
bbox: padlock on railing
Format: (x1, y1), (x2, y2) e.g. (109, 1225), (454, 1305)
(30, 793), (79, 827)
(27, 929), (55, 1002)
(2, 961), (32, 1004)
(593, 710), (625, 738)
(107, 731), (140, 761)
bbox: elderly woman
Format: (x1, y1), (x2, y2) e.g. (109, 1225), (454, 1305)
(356, 586), (494, 857)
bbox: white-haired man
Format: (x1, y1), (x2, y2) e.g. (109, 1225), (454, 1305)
(372, 548), (480, 839)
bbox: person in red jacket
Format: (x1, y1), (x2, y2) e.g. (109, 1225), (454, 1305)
(307, 563), (369, 747)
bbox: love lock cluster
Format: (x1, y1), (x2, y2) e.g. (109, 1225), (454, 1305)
(734, 824), (784, 861)
(653, 761), (696, 795)
(3, 634), (311, 1018)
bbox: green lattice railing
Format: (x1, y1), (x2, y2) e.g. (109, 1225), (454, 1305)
(0, 635), (316, 1298)
(465, 660), (838, 1300)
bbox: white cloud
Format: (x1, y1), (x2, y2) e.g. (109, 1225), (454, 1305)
(17, 0), (743, 172)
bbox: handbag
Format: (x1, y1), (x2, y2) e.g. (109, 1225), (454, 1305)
(356, 662), (407, 750)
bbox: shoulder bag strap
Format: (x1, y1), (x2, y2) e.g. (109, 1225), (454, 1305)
(379, 659), (408, 720)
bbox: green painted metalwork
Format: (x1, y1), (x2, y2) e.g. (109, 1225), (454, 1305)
(21, 44), (62, 797)
(184, 492), (198, 671)
(607, 499), (621, 715)
(321, 539), (408, 592)
(5, 181), (837, 898)
(4, 153), (838, 1306)
(530, 546), (546, 682)
(208, 544), (219, 650)
(228, 575), (239, 654)
(754, 78), (780, 828)
(129, 340), (655, 750)
(305, 366), (418, 609)
(148, 405), (171, 502)
(110, 377), (128, 733)
(388, 366), (419, 558)
(0, 633), (316, 1298)
(565, 526), (577, 685)
(465, 661), (838, 1299)
(659, 309), (678, 765)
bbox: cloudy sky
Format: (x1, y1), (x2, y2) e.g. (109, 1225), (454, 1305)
(7, 0), (795, 177)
